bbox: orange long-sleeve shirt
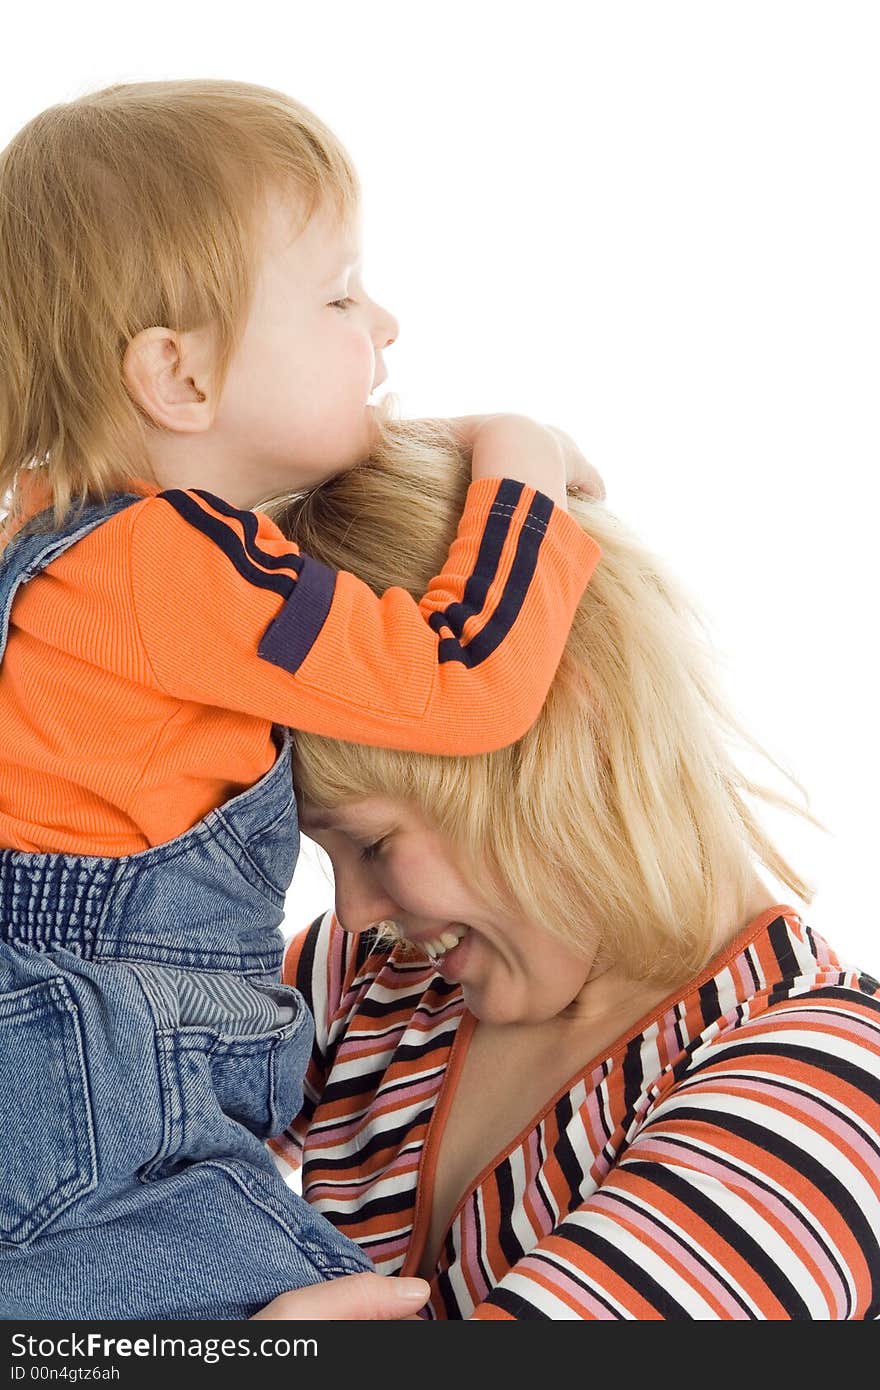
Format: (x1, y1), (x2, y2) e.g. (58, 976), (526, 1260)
(0, 475), (600, 854)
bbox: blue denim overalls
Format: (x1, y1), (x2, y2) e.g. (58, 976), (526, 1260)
(0, 493), (373, 1319)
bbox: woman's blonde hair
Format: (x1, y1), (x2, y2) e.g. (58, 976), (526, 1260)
(263, 405), (827, 987)
(0, 78), (359, 535)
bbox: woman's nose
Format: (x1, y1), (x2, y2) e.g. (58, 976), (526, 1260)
(334, 869), (400, 936)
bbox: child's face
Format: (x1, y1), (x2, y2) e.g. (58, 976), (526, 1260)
(212, 189), (398, 495)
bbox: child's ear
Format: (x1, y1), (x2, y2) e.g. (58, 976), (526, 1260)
(122, 326), (214, 431)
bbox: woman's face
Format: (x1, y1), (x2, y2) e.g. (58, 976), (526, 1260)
(298, 796), (596, 1026)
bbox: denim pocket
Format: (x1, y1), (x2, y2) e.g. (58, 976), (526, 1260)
(0, 977), (98, 1245)
(208, 984), (313, 1140)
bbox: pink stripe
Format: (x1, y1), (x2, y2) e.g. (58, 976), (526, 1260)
(734, 950), (755, 998)
(460, 1197), (492, 1308)
(513, 1254), (619, 1318)
(336, 1033), (403, 1060)
(742, 1008), (880, 1050)
(307, 1075), (441, 1148)
(662, 1010), (683, 1068)
(363, 1237), (411, 1268)
(717, 1076), (880, 1197)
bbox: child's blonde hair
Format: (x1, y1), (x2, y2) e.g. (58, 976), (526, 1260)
(262, 405), (827, 988)
(0, 78), (359, 536)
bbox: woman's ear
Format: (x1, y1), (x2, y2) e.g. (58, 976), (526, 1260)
(122, 325), (215, 431)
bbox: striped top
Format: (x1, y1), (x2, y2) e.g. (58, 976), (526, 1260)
(269, 904), (880, 1319)
(0, 475), (599, 854)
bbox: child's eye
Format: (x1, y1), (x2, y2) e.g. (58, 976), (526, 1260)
(329, 297), (354, 311)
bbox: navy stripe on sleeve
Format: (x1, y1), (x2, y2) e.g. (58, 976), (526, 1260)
(430, 486), (554, 667)
(257, 556), (337, 674)
(158, 490), (302, 599)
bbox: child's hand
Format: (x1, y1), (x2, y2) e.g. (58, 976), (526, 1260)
(542, 423), (606, 501)
(434, 414), (605, 505)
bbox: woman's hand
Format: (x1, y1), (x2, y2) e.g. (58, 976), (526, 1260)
(249, 1272), (430, 1321)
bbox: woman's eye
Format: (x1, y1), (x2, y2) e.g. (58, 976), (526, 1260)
(329, 297), (354, 311)
(358, 838), (385, 863)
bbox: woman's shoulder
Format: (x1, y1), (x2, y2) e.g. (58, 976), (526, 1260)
(674, 906), (880, 1077)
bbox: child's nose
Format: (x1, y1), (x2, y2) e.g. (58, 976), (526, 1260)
(376, 306), (398, 349)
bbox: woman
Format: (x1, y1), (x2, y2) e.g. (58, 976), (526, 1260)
(258, 411), (880, 1319)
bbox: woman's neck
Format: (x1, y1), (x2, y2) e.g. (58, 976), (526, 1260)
(555, 869), (780, 1035)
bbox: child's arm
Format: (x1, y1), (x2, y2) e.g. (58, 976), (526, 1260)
(128, 422), (601, 755)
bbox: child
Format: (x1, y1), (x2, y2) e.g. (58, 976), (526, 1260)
(0, 80), (602, 1319)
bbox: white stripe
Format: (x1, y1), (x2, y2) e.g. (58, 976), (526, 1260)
(714, 964), (741, 1020)
(694, 1023), (879, 1075)
(307, 1171), (416, 1215)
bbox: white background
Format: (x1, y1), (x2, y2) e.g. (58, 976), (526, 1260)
(3, 2), (877, 969)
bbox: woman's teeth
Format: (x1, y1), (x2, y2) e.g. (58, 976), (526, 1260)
(423, 924), (469, 960)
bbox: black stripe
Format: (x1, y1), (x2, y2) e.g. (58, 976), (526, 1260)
(533, 1123), (558, 1228)
(698, 974), (721, 1028)
(354, 926), (382, 970)
(315, 1187), (415, 1226)
(767, 914), (800, 980)
(552, 1090), (585, 1196)
(794, 985), (880, 1016)
(257, 555), (337, 674)
(620, 1160), (811, 1317)
(435, 1264), (456, 1318)
(672, 1002), (687, 1058)
(495, 1157), (524, 1269)
(430, 488), (554, 667)
(304, 1105), (437, 1168)
(591, 1060), (614, 1145)
(472, 1172), (496, 1292)
(294, 916), (322, 1073)
(159, 490), (298, 598)
(349, 991), (436, 1021)
(557, 1222), (694, 1318)
(621, 1034), (645, 1125)
(487, 1285), (552, 1320)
